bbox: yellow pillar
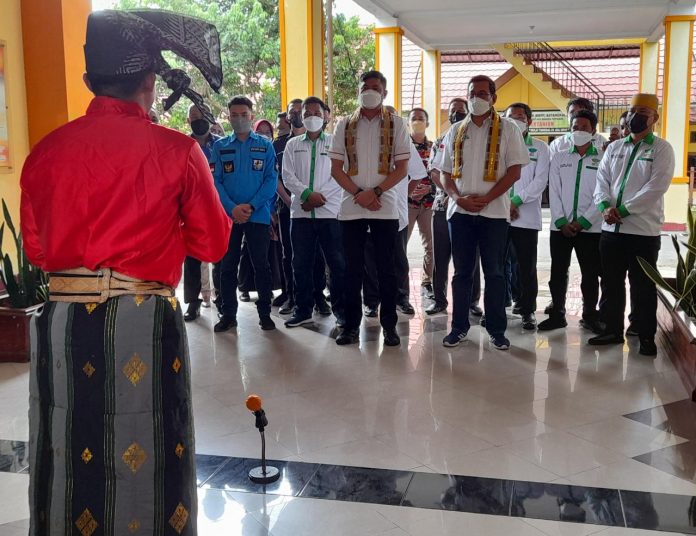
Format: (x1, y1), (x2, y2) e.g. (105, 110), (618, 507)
(279, 0), (325, 110)
(374, 27), (403, 111)
(661, 15), (695, 225)
(639, 41), (659, 94)
(21, 0), (92, 148)
(421, 50), (440, 139)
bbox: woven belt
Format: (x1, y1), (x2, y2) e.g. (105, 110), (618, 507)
(48, 267), (174, 303)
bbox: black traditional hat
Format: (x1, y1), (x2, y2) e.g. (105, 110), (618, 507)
(84, 9), (222, 123)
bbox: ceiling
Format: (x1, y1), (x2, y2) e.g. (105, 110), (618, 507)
(351, 0), (696, 50)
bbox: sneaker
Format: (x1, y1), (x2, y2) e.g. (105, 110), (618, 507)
(314, 298), (332, 316)
(272, 293), (288, 307)
(279, 301), (295, 315)
(383, 329), (401, 346)
(422, 283), (435, 299)
(183, 302), (201, 322)
(626, 323), (639, 337)
(397, 301), (415, 315)
(239, 291), (251, 303)
(284, 314), (313, 328)
(544, 301), (554, 315)
(470, 304), (483, 317)
(521, 313), (537, 331)
(214, 315), (237, 332)
(442, 330), (467, 347)
(336, 328), (360, 345)
(425, 303), (447, 315)
(363, 305), (378, 318)
(537, 316), (567, 331)
(259, 316), (276, 331)
(639, 338), (657, 356)
(490, 334), (510, 350)
(512, 303), (522, 315)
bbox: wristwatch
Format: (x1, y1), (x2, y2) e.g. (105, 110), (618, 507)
(373, 186), (383, 197)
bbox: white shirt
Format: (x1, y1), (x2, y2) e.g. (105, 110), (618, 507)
(328, 112), (411, 221)
(594, 133), (675, 237)
(282, 132), (342, 219)
(549, 132), (607, 158)
(435, 115), (530, 221)
(549, 145), (604, 234)
(510, 135), (550, 231)
(397, 142), (428, 230)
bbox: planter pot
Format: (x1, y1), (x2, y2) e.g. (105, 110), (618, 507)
(656, 288), (696, 401)
(0, 296), (43, 363)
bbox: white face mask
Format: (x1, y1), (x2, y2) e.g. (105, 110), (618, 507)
(468, 97), (491, 116)
(511, 118), (528, 135)
(571, 130), (593, 147)
(303, 116), (324, 133)
(359, 89), (383, 110)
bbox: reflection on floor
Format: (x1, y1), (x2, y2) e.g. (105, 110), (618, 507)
(0, 266), (695, 535)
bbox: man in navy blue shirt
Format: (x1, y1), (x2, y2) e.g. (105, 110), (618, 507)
(210, 96), (278, 331)
(183, 103), (222, 322)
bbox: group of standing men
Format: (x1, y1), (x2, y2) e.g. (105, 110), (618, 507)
(184, 69), (674, 356)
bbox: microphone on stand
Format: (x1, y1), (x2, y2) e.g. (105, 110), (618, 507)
(245, 394), (280, 484)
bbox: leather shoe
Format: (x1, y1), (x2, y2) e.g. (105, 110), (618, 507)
(512, 303), (522, 315)
(239, 291), (251, 303)
(579, 318), (605, 335)
(183, 302), (201, 322)
(626, 323), (639, 337)
(544, 301), (554, 315)
(588, 333), (624, 346)
(521, 313), (537, 331)
(639, 338), (657, 356)
(383, 329), (401, 346)
(398, 302), (415, 315)
(425, 303), (447, 315)
(259, 316), (276, 331)
(537, 316), (567, 331)
(336, 328), (359, 345)
(272, 293), (288, 307)
(363, 305), (378, 318)
(314, 298), (332, 316)
(470, 304), (483, 316)
(214, 315), (237, 332)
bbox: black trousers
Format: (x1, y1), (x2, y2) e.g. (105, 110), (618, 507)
(600, 231), (661, 338)
(343, 219), (399, 331)
(432, 210), (480, 308)
(364, 227), (409, 307)
(507, 227), (538, 315)
(548, 231), (601, 319)
(278, 206), (294, 299)
(184, 257), (221, 306)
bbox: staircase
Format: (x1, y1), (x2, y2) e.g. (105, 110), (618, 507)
(494, 42), (610, 126)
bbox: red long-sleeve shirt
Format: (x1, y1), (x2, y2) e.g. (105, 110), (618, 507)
(20, 97), (231, 288)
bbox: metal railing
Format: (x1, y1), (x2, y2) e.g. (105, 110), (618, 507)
(508, 42), (614, 127)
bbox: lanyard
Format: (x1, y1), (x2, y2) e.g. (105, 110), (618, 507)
(309, 139), (318, 219)
(572, 155), (586, 221)
(615, 141), (643, 232)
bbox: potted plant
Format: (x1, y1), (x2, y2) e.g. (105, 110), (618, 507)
(638, 209), (696, 401)
(0, 199), (47, 362)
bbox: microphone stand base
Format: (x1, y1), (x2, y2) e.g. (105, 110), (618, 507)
(249, 465), (280, 484)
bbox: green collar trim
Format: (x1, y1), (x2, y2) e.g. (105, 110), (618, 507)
(300, 131), (326, 142)
(624, 132), (655, 145)
(525, 134), (533, 146)
(570, 144), (599, 156)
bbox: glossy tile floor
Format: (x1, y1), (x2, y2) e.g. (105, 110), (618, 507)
(0, 216), (693, 535)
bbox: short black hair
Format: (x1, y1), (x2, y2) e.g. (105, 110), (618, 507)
(468, 75), (496, 96)
(228, 95), (254, 110)
(506, 102), (532, 122)
(302, 96), (327, 111)
(86, 71), (152, 99)
(567, 97), (593, 113)
(409, 107), (429, 121)
(277, 111), (287, 119)
(571, 109), (598, 130)
(287, 98), (303, 112)
(448, 97), (467, 109)
(619, 110), (629, 121)
(359, 70), (388, 89)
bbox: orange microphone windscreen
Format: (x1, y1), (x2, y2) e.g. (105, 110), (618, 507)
(246, 394), (263, 412)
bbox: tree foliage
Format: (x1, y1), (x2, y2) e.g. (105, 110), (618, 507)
(110, 0), (374, 130)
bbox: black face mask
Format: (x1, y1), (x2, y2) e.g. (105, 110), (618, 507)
(289, 113), (304, 129)
(449, 111), (467, 124)
(628, 113), (650, 134)
(191, 118), (210, 136)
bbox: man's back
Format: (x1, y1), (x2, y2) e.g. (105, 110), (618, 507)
(21, 96), (230, 287)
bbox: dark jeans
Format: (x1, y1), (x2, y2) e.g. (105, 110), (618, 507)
(184, 256), (221, 307)
(505, 243), (519, 305)
(220, 222), (273, 318)
(507, 227), (539, 315)
(364, 227), (410, 306)
(600, 231), (660, 338)
(449, 213), (509, 336)
(291, 218), (345, 319)
(432, 209), (480, 308)
(548, 231), (601, 319)
(342, 219), (399, 331)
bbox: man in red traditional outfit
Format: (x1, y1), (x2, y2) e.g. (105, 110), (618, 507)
(20, 10), (231, 535)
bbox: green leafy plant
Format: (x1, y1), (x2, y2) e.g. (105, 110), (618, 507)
(638, 207), (696, 317)
(0, 199), (48, 309)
